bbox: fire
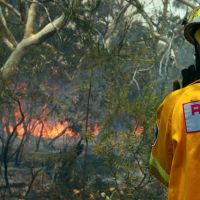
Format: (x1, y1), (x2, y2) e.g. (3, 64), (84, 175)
(2, 82), (100, 140)
(32, 120), (77, 138)
(66, 127), (76, 137)
(19, 119), (77, 139)
(134, 124), (145, 136)
(3, 108), (100, 140)
(2, 106), (78, 139)
(92, 124), (100, 136)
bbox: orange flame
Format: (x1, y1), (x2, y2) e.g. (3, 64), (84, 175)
(134, 124), (145, 136)
(3, 107), (78, 139)
(92, 124), (100, 136)
(4, 116), (100, 140)
(2, 81), (100, 140)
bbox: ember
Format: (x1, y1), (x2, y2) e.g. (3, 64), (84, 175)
(134, 124), (145, 136)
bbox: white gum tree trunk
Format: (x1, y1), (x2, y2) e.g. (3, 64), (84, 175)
(0, 1), (67, 82)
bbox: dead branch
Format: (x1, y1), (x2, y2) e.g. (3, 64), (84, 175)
(159, 34), (174, 77)
(35, 0), (62, 40)
(163, 0), (169, 19)
(81, 68), (93, 200)
(14, 121), (28, 165)
(35, 121), (44, 151)
(160, 0), (169, 32)
(24, 0), (38, 38)
(47, 126), (69, 147)
(127, 0), (155, 35)
(24, 167), (43, 198)
(0, 7), (18, 48)
(104, 3), (131, 46)
(0, 0), (21, 17)
(2, 38), (15, 50)
(2, 98), (25, 193)
(130, 70), (140, 93)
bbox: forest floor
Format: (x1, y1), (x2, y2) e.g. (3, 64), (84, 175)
(0, 160), (67, 200)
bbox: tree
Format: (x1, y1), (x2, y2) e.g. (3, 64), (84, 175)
(0, 0), (79, 81)
(0, 0), (197, 199)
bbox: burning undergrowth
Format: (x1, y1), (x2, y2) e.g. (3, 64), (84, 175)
(0, 64), (148, 199)
(0, 77), (100, 149)
(0, 74), (101, 199)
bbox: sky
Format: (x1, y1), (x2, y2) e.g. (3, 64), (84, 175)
(143, 0), (187, 17)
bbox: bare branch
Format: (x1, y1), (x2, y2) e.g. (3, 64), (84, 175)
(32, 13), (66, 44)
(2, 98), (25, 192)
(159, 34), (174, 77)
(36, 0), (63, 40)
(164, 34), (175, 74)
(163, 0), (169, 17)
(24, 1), (38, 38)
(104, 3), (131, 42)
(161, 0), (169, 31)
(1, 13), (68, 80)
(0, 0), (21, 17)
(130, 68), (141, 94)
(47, 125), (69, 147)
(35, 121), (44, 151)
(2, 37), (15, 50)
(128, 0), (155, 34)
(0, 7), (18, 47)
(24, 168), (43, 198)
(137, 65), (154, 72)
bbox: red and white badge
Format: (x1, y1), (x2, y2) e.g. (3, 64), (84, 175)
(183, 101), (200, 133)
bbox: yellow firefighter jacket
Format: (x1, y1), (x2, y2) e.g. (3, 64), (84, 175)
(150, 80), (200, 200)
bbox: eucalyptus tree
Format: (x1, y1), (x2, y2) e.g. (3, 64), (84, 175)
(0, 0), (197, 199)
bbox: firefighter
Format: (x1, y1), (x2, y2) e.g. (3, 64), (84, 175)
(149, 6), (200, 200)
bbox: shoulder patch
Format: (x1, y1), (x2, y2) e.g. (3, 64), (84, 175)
(183, 101), (200, 133)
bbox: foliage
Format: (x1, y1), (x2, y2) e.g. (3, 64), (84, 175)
(0, 0), (197, 199)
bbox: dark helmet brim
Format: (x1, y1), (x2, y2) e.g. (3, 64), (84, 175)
(184, 17), (200, 44)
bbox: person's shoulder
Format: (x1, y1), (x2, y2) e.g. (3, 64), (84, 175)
(157, 89), (182, 114)
(163, 88), (183, 104)
(157, 81), (200, 112)
(163, 81), (200, 106)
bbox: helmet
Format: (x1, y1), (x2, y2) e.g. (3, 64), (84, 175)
(184, 6), (200, 44)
